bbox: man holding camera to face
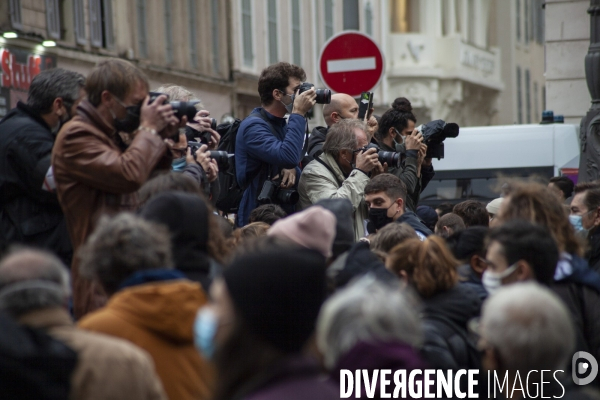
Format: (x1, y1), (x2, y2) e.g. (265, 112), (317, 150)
(235, 62), (317, 227)
(299, 119), (383, 240)
(52, 58), (185, 318)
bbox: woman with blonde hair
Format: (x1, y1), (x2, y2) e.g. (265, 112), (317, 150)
(386, 236), (481, 370)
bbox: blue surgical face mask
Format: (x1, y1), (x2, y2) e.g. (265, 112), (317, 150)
(569, 214), (589, 235)
(194, 307), (218, 359)
(171, 157), (186, 172)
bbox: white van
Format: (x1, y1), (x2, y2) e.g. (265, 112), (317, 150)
(419, 123), (580, 207)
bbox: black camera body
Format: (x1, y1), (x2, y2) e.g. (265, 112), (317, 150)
(185, 118), (217, 144)
(257, 179), (299, 205)
(364, 143), (401, 168)
(418, 120), (459, 160)
(188, 141), (231, 171)
(297, 82), (331, 104)
(149, 92), (200, 121)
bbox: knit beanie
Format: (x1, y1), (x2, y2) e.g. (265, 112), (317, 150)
(223, 247), (327, 353)
(315, 199), (355, 258)
(486, 197), (504, 215)
(267, 206), (336, 258)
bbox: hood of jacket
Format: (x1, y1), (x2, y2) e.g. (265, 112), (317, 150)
(422, 284), (481, 327)
(396, 211), (433, 236)
(107, 280), (206, 343)
(307, 126), (328, 157)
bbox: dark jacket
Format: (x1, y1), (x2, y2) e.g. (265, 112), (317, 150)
(458, 264), (488, 302)
(307, 125), (328, 160)
(397, 211), (433, 237)
(235, 108), (305, 227)
(380, 141), (435, 212)
(242, 356), (339, 400)
(552, 254), (600, 385)
(0, 102), (72, 265)
(333, 241), (395, 289)
(586, 226), (600, 273)
(330, 341), (427, 400)
(420, 284), (482, 370)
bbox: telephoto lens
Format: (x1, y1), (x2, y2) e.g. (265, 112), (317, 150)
(378, 151), (400, 168)
(208, 150), (230, 171)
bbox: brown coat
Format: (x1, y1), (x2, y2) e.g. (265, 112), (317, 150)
(52, 100), (169, 318)
(19, 307), (167, 400)
(79, 280), (214, 400)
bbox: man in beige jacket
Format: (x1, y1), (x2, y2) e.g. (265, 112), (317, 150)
(299, 119), (382, 240)
(0, 248), (166, 400)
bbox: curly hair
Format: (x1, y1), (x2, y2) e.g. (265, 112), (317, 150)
(497, 182), (582, 256)
(375, 97), (417, 141)
(258, 62), (306, 106)
(79, 213), (173, 296)
(453, 200), (489, 227)
(386, 236), (459, 299)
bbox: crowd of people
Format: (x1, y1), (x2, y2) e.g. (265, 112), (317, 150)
(1, 58), (600, 399)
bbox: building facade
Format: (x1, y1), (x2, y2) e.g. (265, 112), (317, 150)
(1, 0), (233, 121)
(0, 0), (546, 127)
(545, 0), (591, 125)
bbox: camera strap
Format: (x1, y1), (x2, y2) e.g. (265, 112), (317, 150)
(314, 155), (343, 188)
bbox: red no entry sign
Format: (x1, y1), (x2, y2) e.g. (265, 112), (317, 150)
(318, 31), (385, 97)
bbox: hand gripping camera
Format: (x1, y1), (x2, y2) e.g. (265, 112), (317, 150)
(257, 179), (299, 206)
(362, 143), (401, 168)
(417, 120), (460, 159)
(295, 82), (332, 104)
(185, 118), (217, 144)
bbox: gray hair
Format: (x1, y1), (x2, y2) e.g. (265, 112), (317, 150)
(322, 119), (366, 158)
(79, 213), (173, 296)
(0, 248), (71, 317)
(154, 83), (204, 108)
(27, 68), (85, 114)
(316, 275), (423, 369)
(481, 282), (575, 371)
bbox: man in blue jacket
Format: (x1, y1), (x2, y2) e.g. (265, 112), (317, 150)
(235, 62), (316, 227)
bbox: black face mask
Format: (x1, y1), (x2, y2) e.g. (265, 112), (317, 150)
(368, 205), (395, 231)
(112, 96), (141, 134)
(114, 105), (141, 133)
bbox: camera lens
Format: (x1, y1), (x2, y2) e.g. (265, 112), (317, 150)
(378, 151), (400, 168)
(208, 150), (230, 170)
(277, 189), (299, 205)
(315, 89), (331, 104)
(210, 118), (217, 130)
(170, 100), (200, 121)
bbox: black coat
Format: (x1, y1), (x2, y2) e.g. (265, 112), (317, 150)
(0, 102), (72, 264)
(420, 284), (482, 370)
(307, 125), (328, 161)
(586, 227), (600, 273)
(396, 211), (433, 237)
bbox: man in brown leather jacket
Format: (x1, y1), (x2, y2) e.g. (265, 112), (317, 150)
(52, 58), (181, 318)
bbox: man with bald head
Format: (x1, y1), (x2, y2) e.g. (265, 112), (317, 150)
(307, 93), (359, 160)
(0, 248), (166, 400)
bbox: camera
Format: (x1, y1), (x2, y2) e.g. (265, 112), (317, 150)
(362, 143), (401, 168)
(185, 118), (217, 144)
(417, 120), (459, 159)
(297, 82), (331, 104)
(188, 141), (231, 171)
(149, 92), (200, 121)
(257, 179), (299, 205)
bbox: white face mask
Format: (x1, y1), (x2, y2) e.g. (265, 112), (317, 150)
(482, 263), (519, 295)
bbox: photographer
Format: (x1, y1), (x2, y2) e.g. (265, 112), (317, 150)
(52, 58), (184, 318)
(155, 84), (220, 204)
(375, 98), (435, 212)
(307, 93), (378, 161)
(235, 62), (316, 227)
(0, 68), (85, 265)
(299, 119), (382, 240)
